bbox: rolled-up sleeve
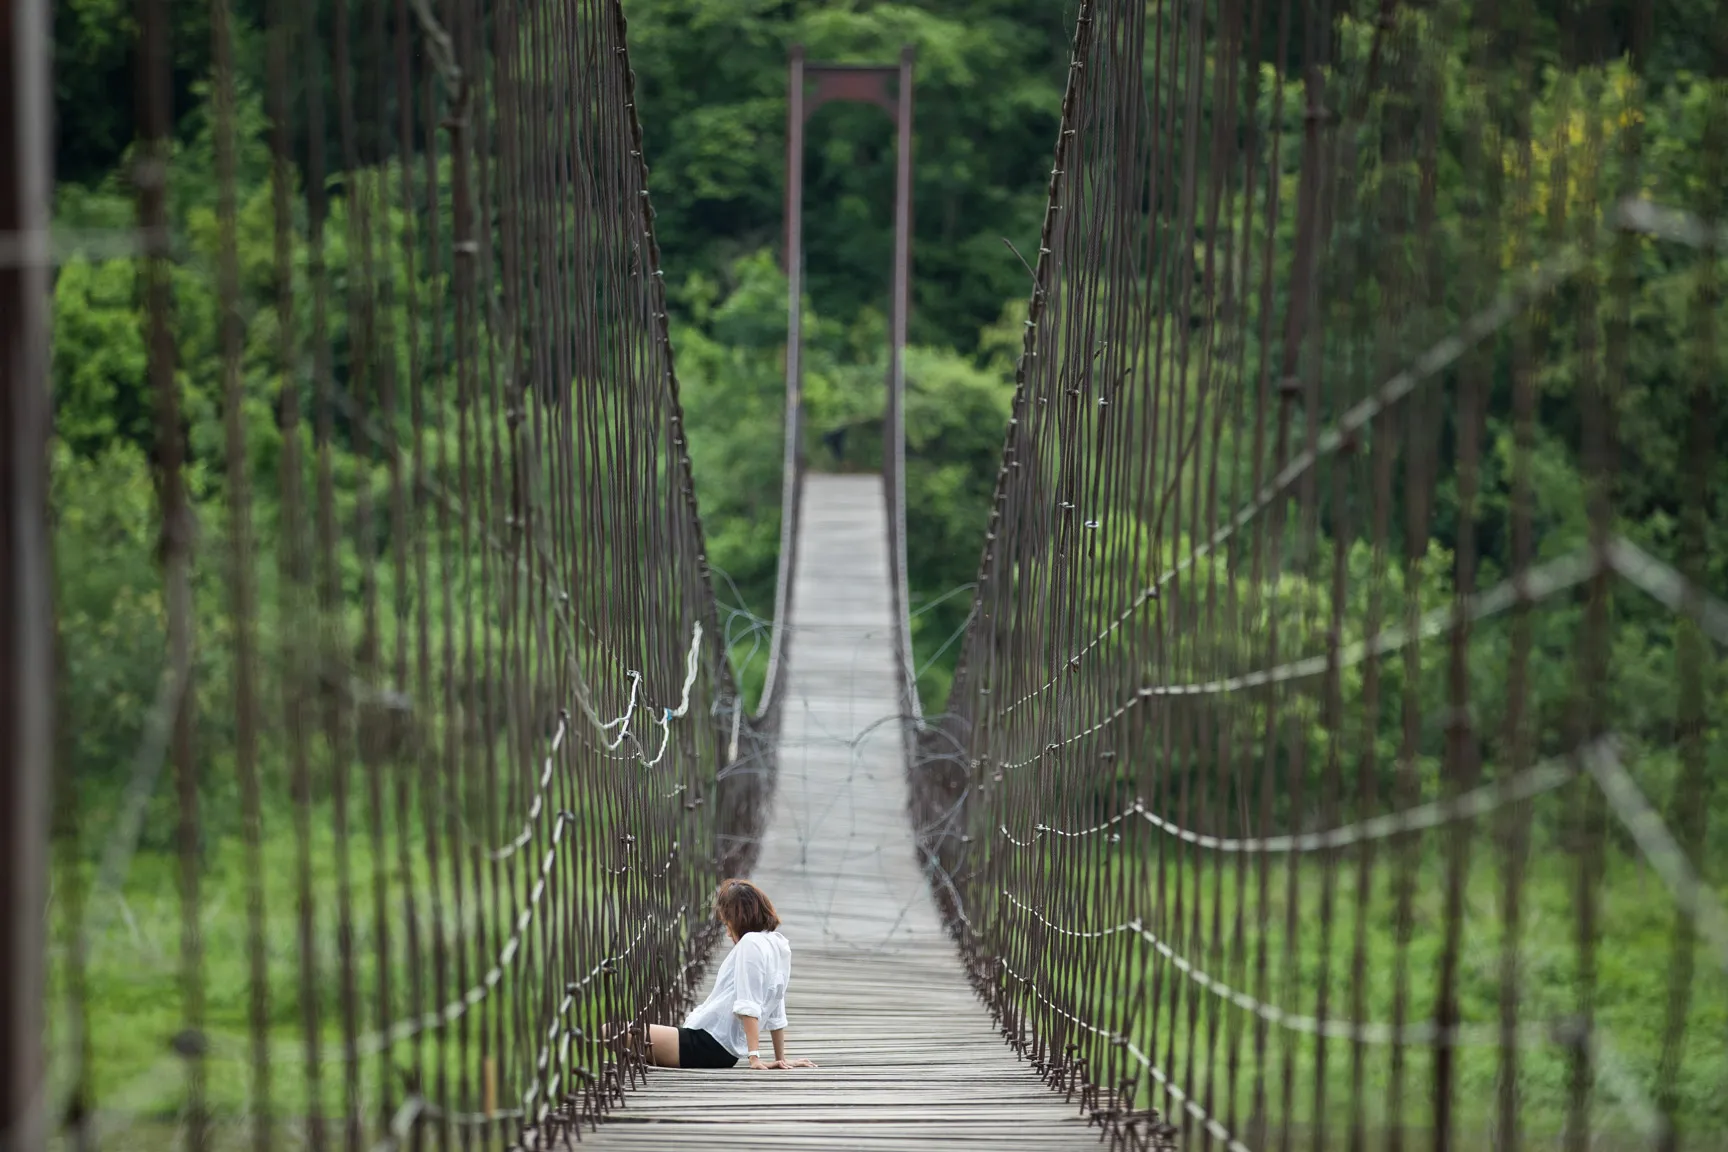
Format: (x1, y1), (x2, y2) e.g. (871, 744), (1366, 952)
(731, 938), (768, 1018)
(765, 990), (788, 1032)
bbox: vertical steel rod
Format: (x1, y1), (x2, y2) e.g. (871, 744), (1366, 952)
(759, 44), (807, 718)
(0, 0), (54, 1143)
(886, 45), (919, 723)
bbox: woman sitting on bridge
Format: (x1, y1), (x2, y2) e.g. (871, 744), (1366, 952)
(644, 878), (818, 1070)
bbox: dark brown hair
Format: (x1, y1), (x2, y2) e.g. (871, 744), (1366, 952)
(713, 878), (780, 936)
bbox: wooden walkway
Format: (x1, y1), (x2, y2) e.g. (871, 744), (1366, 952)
(585, 474), (1096, 1149)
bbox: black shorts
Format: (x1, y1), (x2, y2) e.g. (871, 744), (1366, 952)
(677, 1027), (738, 1069)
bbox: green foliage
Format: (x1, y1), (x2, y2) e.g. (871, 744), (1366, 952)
(624, 0), (1069, 351)
(43, 0), (1728, 1141)
(1019, 844), (1728, 1138)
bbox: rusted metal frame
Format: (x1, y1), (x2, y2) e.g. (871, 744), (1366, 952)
(585, 0), (640, 1118)
(1021, 61), (1092, 1075)
(1090, 28), (1148, 1112)
(1138, 0), (1190, 1109)
(780, 47), (918, 728)
(367, 0), (416, 1129)
(1378, 4), (1450, 1142)
(1192, 0), (1250, 1127)
(1427, 3), (1506, 1143)
(1211, 0), (1271, 1129)
(624, 0), (672, 1082)
(887, 46), (921, 730)
(620, 0), (670, 1070)
(1087, 5), (1146, 1128)
(590, 0), (638, 1111)
(756, 45), (808, 726)
(1081, 6), (1149, 1125)
(487, 0), (532, 1131)
(527, 0), (576, 1129)
(613, 0), (766, 1124)
(1078, 2), (1147, 1119)
(418, 0), (459, 1128)
(0, 0), (53, 1143)
(1031, 16), (1111, 1095)
(912, 0), (1104, 1127)
(494, 0), (539, 1129)
(1482, 1), (1550, 1145)
(324, 0), (370, 1136)
(559, 0), (607, 1120)
(207, 0), (277, 1137)
(1107, 0), (1169, 1125)
(1651, 4), (1714, 1144)
(1147, 0), (1200, 1126)
(134, 0), (212, 1145)
(1342, 3), (1416, 1145)
(605, 1), (649, 1053)
(1238, 0), (1296, 1134)
(1167, 0), (1233, 1123)
(387, 0), (434, 1131)
(443, 0), (485, 1128)
(570, 0), (612, 1119)
(454, 0), (508, 1128)
(1287, 0), (1366, 1140)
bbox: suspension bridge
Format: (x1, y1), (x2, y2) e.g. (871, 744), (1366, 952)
(3, 0), (1726, 1148)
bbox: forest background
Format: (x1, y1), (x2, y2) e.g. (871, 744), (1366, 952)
(49, 0), (1728, 709)
(50, 0), (1088, 729)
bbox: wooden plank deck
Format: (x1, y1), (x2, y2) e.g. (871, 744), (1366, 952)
(585, 474), (1097, 1149)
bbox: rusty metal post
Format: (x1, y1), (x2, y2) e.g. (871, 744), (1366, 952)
(886, 45), (919, 721)
(779, 47), (918, 719)
(0, 0), (55, 1144)
(759, 44), (808, 716)
(888, 46), (914, 404)
(782, 43), (806, 408)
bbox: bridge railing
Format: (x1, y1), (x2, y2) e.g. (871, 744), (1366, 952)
(5, 0), (777, 1146)
(912, 0), (1728, 1147)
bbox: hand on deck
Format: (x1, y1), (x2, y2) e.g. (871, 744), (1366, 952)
(747, 1056), (817, 1069)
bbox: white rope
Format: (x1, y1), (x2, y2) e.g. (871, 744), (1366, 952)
(1002, 889), (1504, 1047)
(1130, 744), (1585, 855)
(486, 713), (569, 860)
(595, 670), (644, 752)
(353, 824), (665, 1055)
(640, 620), (704, 768)
(997, 958), (1254, 1152)
(667, 620), (705, 721)
(993, 248), (1587, 720)
(1580, 741), (1728, 977)
(486, 620), (708, 860)
(1001, 550), (1600, 772)
(1142, 549), (1598, 700)
(1613, 194), (1728, 250)
(1605, 536), (1728, 649)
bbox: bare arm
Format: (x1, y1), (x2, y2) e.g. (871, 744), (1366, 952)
(739, 1015), (767, 1069)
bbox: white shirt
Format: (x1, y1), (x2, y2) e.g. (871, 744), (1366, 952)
(682, 929), (791, 1056)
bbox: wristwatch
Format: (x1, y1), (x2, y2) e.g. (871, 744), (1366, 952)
(747, 1050), (761, 1060)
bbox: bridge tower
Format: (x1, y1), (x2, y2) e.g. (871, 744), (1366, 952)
(777, 44), (922, 720)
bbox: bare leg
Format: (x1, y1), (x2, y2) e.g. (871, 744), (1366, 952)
(647, 1024), (681, 1068)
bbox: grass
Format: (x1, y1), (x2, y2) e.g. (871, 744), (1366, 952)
(46, 797), (711, 1150)
(988, 802), (1728, 1147)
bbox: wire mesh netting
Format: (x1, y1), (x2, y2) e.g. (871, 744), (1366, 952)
(909, 0), (1728, 1147)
